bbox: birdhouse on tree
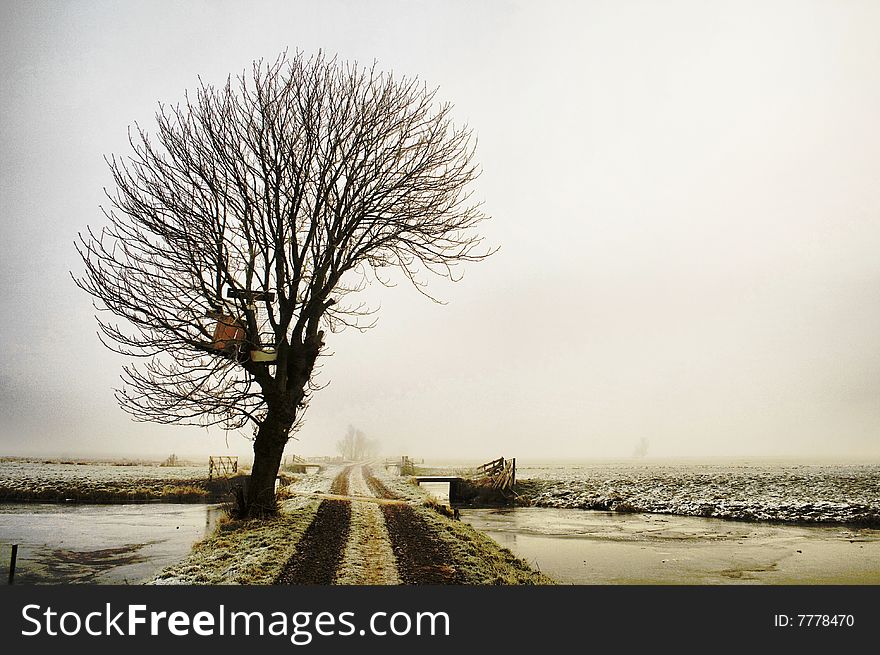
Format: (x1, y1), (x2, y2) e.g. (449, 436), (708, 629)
(211, 315), (245, 351)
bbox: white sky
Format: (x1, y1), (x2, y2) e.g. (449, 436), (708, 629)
(1, 0), (878, 462)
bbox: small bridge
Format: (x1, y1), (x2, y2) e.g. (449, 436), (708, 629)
(384, 456), (415, 476)
(282, 454), (321, 475)
(413, 456), (518, 506)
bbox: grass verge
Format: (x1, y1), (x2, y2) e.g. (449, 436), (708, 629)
(0, 475), (249, 504)
(149, 500), (321, 585)
(370, 470), (553, 585)
(415, 503), (555, 584)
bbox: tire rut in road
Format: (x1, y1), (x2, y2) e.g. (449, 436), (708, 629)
(363, 466), (465, 585)
(275, 466), (352, 585)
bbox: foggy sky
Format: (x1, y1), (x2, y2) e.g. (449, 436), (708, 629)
(1, 0), (878, 462)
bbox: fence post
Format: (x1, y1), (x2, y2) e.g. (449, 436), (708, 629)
(8, 544), (18, 585)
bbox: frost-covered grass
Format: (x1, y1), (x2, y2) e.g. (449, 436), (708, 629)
(148, 465), (341, 584)
(372, 467), (554, 585)
(0, 460), (240, 502)
(335, 466), (399, 585)
(414, 504), (555, 585)
(150, 502), (321, 585)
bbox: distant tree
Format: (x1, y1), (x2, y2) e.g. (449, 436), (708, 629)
(336, 425), (379, 461)
(75, 52), (491, 518)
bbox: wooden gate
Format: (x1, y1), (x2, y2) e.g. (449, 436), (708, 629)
(208, 456), (238, 480)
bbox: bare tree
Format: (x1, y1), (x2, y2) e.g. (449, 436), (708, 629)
(336, 425), (379, 461)
(75, 52), (491, 517)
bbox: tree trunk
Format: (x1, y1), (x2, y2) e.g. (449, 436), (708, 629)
(243, 408), (293, 518)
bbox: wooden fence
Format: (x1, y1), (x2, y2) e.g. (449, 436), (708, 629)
(208, 456), (238, 480)
(383, 456), (415, 475)
(475, 456), (516, 494)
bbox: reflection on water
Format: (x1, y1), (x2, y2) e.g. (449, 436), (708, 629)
(461, 507), (880, 585)
(0, 503), (222, 584)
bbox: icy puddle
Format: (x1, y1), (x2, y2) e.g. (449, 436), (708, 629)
(460, 507), (880, 584)
(0, 503), (222, 584)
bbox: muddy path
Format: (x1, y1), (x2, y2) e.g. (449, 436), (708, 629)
(363, 466), (465, 585)
(275, 467), (352, 585)
(278, 464), (465, 585)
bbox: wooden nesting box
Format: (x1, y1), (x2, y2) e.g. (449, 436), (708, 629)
(212, 316), (245, 350)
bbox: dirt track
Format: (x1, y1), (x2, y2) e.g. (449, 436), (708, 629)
(363, 466), (465, 584)
(275, 467), (351, 584)
(277, 464), (464, 585)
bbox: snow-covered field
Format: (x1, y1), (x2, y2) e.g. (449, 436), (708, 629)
(517, 463), (880, 525)
(2, 460), (208, 483)
(0, 460), (213, 498)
